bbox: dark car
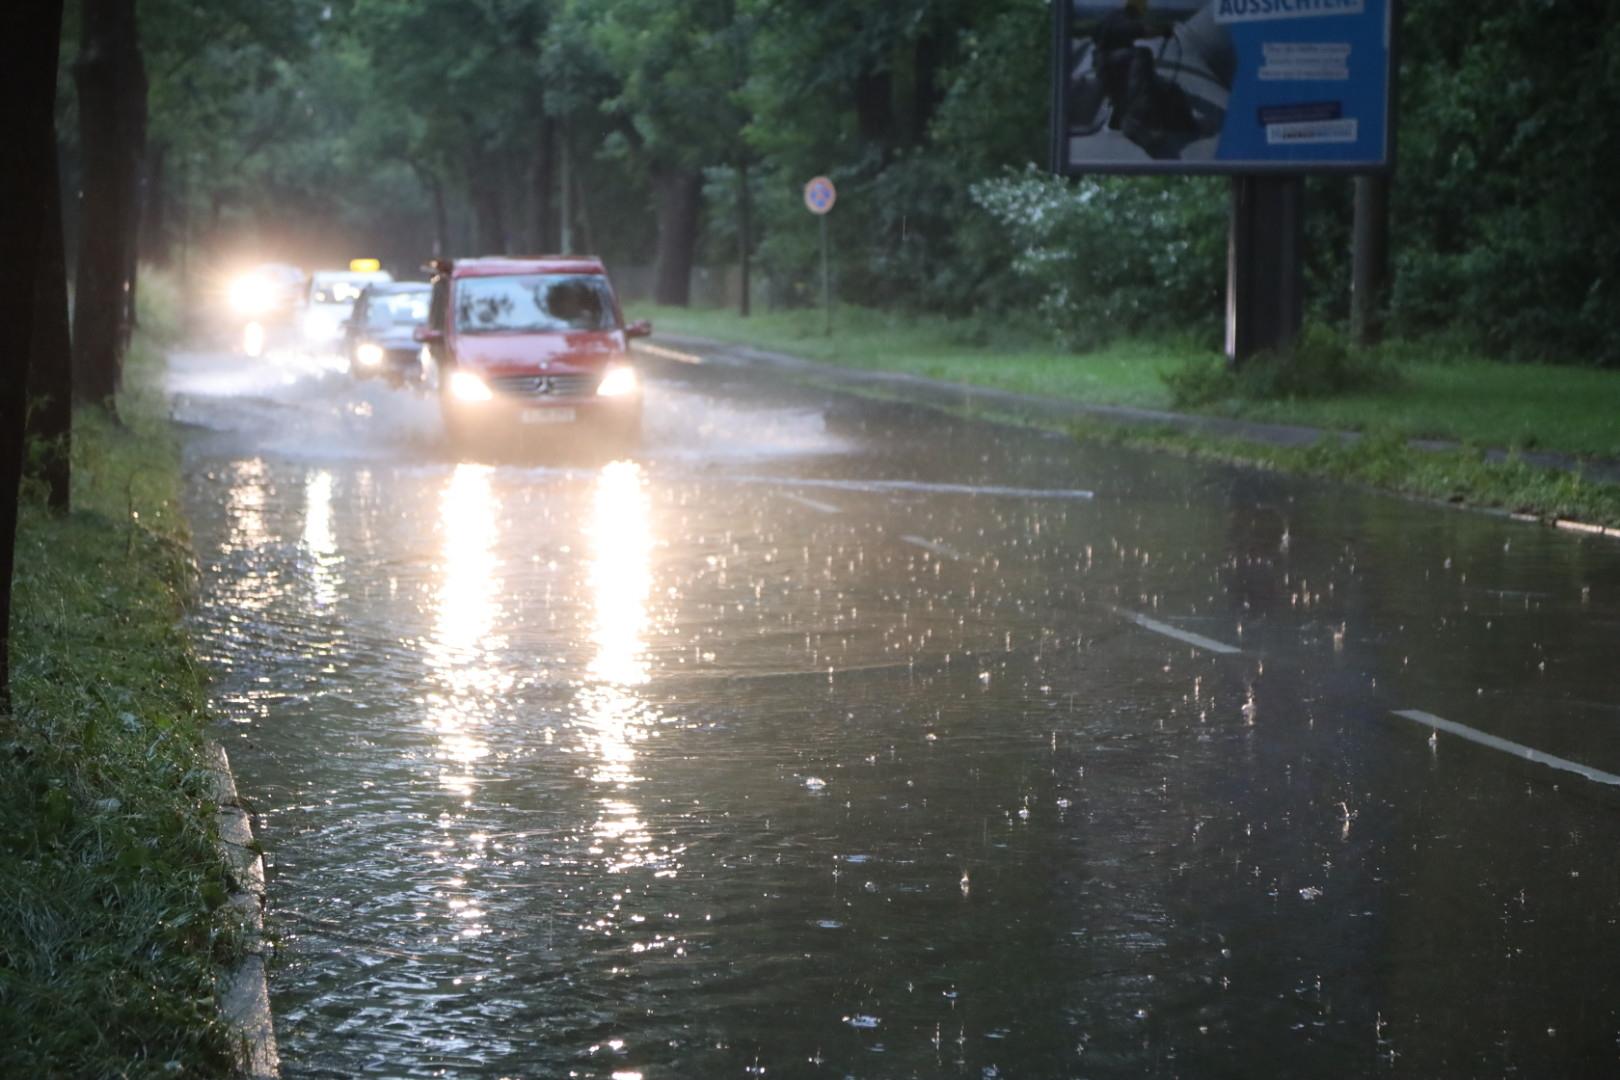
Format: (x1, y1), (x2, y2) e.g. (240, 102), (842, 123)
(344, 282), (432, 383)
(416, 256), (649, 450)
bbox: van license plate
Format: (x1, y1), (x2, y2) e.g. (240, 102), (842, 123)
(521, 408), (575, 425)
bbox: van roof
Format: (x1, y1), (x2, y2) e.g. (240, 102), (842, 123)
(450, 256), (607, 279)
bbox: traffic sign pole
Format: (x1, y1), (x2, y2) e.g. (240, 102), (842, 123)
(820, 214), (830, 336)
(803, 176), (837, 337)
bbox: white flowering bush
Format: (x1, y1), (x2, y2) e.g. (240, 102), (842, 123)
(971, 167), (1227, 349)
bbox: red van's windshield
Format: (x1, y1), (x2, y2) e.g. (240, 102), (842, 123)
(454, 274), (615, 334)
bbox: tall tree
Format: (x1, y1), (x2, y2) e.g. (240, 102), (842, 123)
(72, 0), (143, 408)
(2, 0), (67, 707)
(26, 136), (74, 515)
(587, 0), (750, 304)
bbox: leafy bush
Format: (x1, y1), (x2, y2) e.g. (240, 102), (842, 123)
(1163, 324), (1399, 407)
(1161, 354), (1235, 408)
(971, 167), (1226, 350)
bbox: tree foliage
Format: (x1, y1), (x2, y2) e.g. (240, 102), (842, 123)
(103, 0), (1620, 364)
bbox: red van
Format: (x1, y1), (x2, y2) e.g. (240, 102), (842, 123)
(416, 256), (650, 448)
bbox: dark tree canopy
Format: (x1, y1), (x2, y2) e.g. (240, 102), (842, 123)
(41, 0), (1620, 364)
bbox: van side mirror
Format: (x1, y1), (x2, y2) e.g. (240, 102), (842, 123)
(413, 326), (444, 344)
(625, 319), (652, 339)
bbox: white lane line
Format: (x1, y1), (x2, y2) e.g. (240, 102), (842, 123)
(1391, 709), (1620, 788)
(632, 342), (703, 364)
(733, 475), (1094, 501)
(780, 492), (842, 514)
(1110, 607), (1242, 655)
(900, 535), (965, 561)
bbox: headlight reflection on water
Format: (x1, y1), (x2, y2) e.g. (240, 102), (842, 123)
(581, 460), (673, 880)
(587, 460), (652, 689)
(302, 470), (340, 609)
(426, 463), (507, 798)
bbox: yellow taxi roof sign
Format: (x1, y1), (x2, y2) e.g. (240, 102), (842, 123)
(349, 258), (381, 273)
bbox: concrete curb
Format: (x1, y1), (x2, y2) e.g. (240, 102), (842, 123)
(202, 742), (280, 1079)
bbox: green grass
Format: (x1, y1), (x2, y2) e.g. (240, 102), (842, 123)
(1071, 421), (1620, 528)
(632, 303), (1200, 410)
(1207, 358), (1620, 458)
(632, 304), (1620, 459)
(1, 299), (245, 1076)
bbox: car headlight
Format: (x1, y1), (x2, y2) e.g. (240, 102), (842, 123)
(229, 276), (274, 316)
(596, 365), (639, 398)
(448, 370), (493, 403)
(356, 343), (385, 367)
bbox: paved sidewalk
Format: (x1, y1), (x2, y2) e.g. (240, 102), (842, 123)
(643, 332), (1620, 487)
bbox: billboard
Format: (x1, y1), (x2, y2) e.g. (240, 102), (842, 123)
(1051, 0), (1393, 173)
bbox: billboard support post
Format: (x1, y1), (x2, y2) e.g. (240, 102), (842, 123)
(1350, 173), (1390, 347)
(1226, 174), (1303, 368)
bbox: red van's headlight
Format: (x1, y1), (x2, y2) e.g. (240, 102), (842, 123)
(448, 370), (493, 403)
(597, 365), (638, 398)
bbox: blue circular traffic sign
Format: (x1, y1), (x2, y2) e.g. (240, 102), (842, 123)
(803, 176), (837, 215)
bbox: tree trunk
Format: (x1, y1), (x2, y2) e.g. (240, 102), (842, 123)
(1350, 174), (1391, 347)
(910, 31), (944, 145)
(118, 9), (146, 345)
(72, 0), (140, 409)
(427, 170), (449, 258)
(470, 163), (506, 254)
(653, 167), (702, 307)
(140, 139), (167, 267)
(531, 116), (556, 253)
(854, 66), (895, 153)
(737, 162), (751, 317)
(558, 132), (573, 253)
(572, 152), (595, 255)
(2, 0), (66, 707)
(27, 134), (74, 515)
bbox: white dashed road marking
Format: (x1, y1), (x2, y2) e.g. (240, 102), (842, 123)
(780, 492), (842, 514)
(632, 342), (704, 364)
(1110, 607), (1242, 655)
(900, 535), (965, 561)
(735, 475), (1094, 501)
(1391, 709), (1620, 788)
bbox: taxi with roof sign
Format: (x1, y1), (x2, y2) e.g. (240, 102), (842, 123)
(303, 258), (393, 353)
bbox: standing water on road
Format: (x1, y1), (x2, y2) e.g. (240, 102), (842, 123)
(175, 349), (1620, 1077)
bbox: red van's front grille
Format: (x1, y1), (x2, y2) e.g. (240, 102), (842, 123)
(486, 373), (596, 398)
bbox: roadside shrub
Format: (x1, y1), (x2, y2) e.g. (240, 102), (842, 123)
(1163, 324), (1399, 407)
(1162, 353), (1235, 408)
(971, 167), (1226, 350)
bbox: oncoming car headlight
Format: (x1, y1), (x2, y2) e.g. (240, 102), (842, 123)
(228, 275), (273, 316)
(596, 365), (639, 398)
(356, 343), (385, 367)
(448, 370), (493, 403)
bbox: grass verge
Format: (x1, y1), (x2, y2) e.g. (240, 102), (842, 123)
(631, 302), (1202, 410)
(1, 301), (245, 1076)
(632, 304), (1620, 460)
(735, 346), (1620, 530)
(1070, 421), (1620, 529)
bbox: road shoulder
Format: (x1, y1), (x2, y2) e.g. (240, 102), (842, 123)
(639, 331), (1620, 533)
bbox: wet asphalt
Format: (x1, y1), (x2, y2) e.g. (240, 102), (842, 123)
(172, 345), (1620, 1078)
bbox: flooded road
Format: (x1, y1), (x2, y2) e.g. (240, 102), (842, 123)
(174, 347), (1620, 1078)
